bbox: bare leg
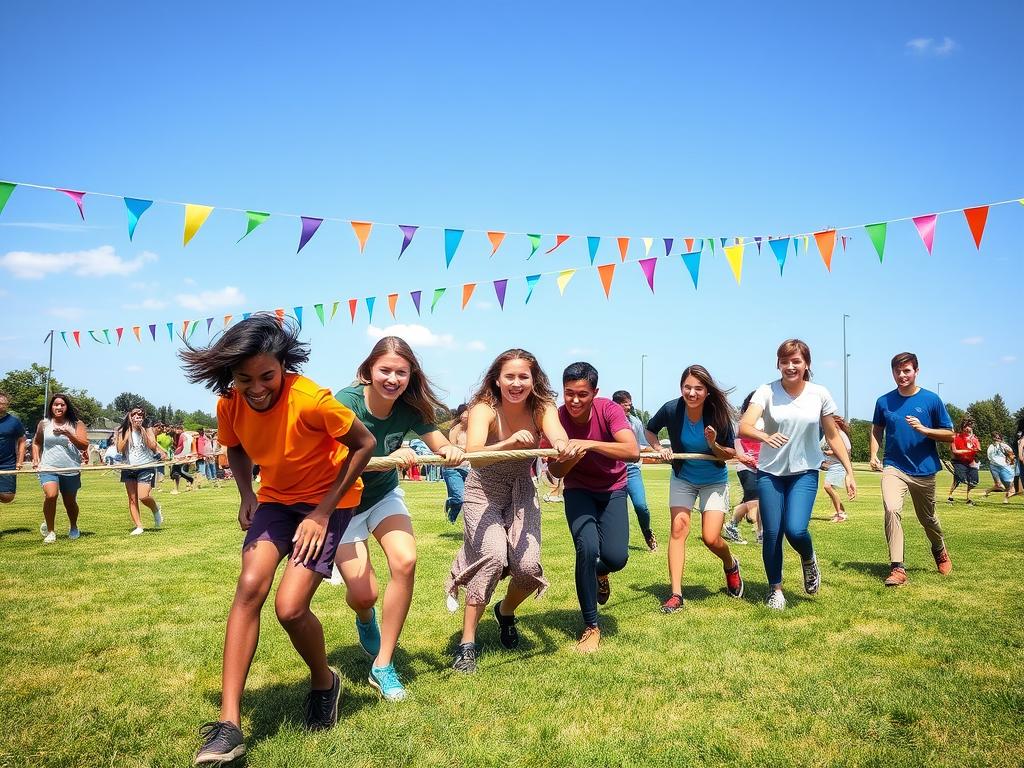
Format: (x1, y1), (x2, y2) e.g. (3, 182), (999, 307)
(41, 483), (59, 533)
(461, 602), (486, 645)
(667, 507), (691, 594)
(372, 515), (416, 668)
(61, 490), (79, 530)
(137, 482), (158, 514)
(335, 540), (378, 623)
(274, 560), (334, 690)
(125, 479), (142, 528)
(700, 510), (733, 566)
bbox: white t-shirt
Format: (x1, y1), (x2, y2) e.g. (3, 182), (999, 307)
(751, 380), (838, 476)
(819, 431), (852, 468)
(987, 442), (1010, 468)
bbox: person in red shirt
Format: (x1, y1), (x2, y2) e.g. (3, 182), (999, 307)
(179, 314), (375, 766)
(947, 417), (980, 505)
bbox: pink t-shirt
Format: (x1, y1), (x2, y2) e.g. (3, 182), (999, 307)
(556, 397), (632, 492)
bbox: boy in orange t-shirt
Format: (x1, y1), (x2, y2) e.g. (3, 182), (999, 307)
(180, 315), (375, 765)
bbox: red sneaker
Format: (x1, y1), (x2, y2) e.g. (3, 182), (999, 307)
(660, 593), (684, 613)
(884, 566), (907, 587)
(933, 547), (953, 575)
(725, 558), (744, 598)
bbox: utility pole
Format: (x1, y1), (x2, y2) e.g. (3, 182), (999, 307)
(842, 314), (850, 420)
(938, 382), (944, 399)
(43, 329), (54, 420)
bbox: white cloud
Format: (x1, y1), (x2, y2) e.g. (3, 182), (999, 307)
(961, 336), (984, 345)
(123, 298), (168, 311)
(0, 221), (105, 232)
(366, 324), (456, 349)
(466, 340), (487, 351)
(48, 306), (86, 321)
(125, 364), (143, 373)
(1000, 355), (1016, 364)
(183, 277), (196, 286)
(0, 245), (157, 280)
(176, 286), (246, 312)
(906, 37), (958, 57)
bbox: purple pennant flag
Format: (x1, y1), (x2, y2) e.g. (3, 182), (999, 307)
(148, 324), (156, 341)
(410, 290), (422, 316)
(663, 238), (673, 257)
(398, 225), (418, 259)
(298, 216), (323, 253)
(206, 317), (214, 333)
(493, 279), (508, 309)
(638, 258), (657, 292)
(755, 236), (763, 254)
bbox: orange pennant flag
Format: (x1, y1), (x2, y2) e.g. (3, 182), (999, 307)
(223, 315), (232, 327)
(462, 283), (476, 309)
(963, 206), (989, 249)
(597, 263), (616, 298)
(387, 293), (399, 318)
(724, 244), (744, 284)
(616, 237), (630, 261)
(487, 231), (506, 256)
(348, 299), (358, 323)
(183, 319), (191, 336)
(132, 325), (141, 342)
(274, 308), (285, 324)
(684, 237), (695, 253)
(813, 230), (836, 271)
(545, 234), (570, 254)
(351, 221), (373, 253)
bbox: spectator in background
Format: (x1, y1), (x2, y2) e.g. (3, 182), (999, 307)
(821, 415), (853, 522)
(947, 417), (980, 505)
(154, 423), (173, 490)
(34, 393), (89, 543)
(0, 392), (26, 505)
(611, 390), (659, 552)
(1014, 417), (1024, 497)
(724, 391), (763, 546)
(104, 440), (120, 465)
(984, 432), (1016, 503)
(196, 427), (219, 484)
(442, 405), (471, 522)
(170, 426), (197, 494)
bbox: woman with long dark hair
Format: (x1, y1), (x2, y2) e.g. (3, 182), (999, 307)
(115, 407), (164, 535)
(33, 393), (89, 543)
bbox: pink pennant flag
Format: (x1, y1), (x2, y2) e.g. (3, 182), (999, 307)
(840, 235), (848, 251)
(57, 189), (86, 220)
(638, 257), (657, 293)
(912, 214), (938, 255)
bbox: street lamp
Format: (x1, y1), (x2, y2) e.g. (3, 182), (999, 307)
(937, 382), (944, 398)
(842, 314), (850, 420)
(641, 354), (648, 418)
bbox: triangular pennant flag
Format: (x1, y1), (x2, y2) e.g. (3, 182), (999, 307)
(587, 236), (600, 264)
(116, 327), (124, 345)
(242, 313), (252, 320)
(755, 236), (763, 254)
(736, 237), (744, 245)
(527, 234), (542, 259)
(89, 330), (104, 344)
(223, 314), (233, 327)
(57, 189), (86, 220)
(73, 330), (81, 347)
(350, 221), (373, 253)
(294, 306), (303, 329)
(365, 297), (375, 323)
(298, 217), (323, 253)
(183, 320), (191, 337)
(166, 322), (174, 341)
(314, 303), (325, 326)
(387, 294), (398, 318)
(724, 244), (743, 284)
(398, 225), (418, 258)
(525, 274), (541, 303)
(183, 204), (214, 246)
(329, 302), (339, 321)
(707, 238), (715, 254)
(348, 299), (358, 323)
(963, 206), (989, 249)
(813, 230), (837, 271)
(148, 324), (156, 341)
(684, 237), (695, 253)
(681, 251), (701, 289)
(410, 290), (422, 316)
(0, 182), (15, 216)
(487, 231), (506, 256)
(206, 317), (214, 333)
(769, 238), (790, 275)
(188, 320), (201, 340)
(912, 214), (938, 255)
(616, 237), (630, 261)
(444, 229), (464, 267)
(638, 257), (657, 292)
(597, 264), (615, 298)
(132, 326), (141, 342)
(493, 279), (508, 309)
(664, 238), (674, 257)
(720, 237), (728, 249)
(238, 211), (270, 242)
(462, 283), (476, 309)
(60, 331), (68, 347)
(431, 288), (445, 313)
(840, 235), (848, 251)
(43, 330), (53, 344)
(792, 237), (799, 258)
(556, 269), (576, 295)
(274, 309), (285, 325)
(641, 237), (654, 258)
(124, 198), (153, 241)
(803, 235), (809, 253)
(545, 234), (570, 254)
(102, 329), (111, 344)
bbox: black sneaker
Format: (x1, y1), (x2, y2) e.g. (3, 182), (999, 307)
(596, 574), (611, 605)
(493, 602), (519, 649)
(304, 668), (341, 731)
(643, 530), (658, 551)
(452, 642), (478, 674)
(195, 721), (245, 765)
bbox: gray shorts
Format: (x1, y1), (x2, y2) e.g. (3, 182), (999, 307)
(669, 474), (729, 513)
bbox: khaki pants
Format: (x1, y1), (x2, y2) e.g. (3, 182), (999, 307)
(881, 466), (945, 564)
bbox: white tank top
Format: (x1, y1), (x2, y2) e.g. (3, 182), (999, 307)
(41, 420), (82, 473)
(127, 428), (156, 466)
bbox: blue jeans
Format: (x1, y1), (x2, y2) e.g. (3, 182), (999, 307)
(624, 463), (652, 534)
(756, 470), (818, 587)
(442, 466), (469, 519)
(202, 460), (217, 481)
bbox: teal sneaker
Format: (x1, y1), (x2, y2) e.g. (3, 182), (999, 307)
(368, 663), (408, 702)
(355, 607), (381, 657)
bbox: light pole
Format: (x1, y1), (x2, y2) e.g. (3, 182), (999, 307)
(641, 354), (648, 418)
(937, 382), (944, 399)
(842, 314), (850, 420)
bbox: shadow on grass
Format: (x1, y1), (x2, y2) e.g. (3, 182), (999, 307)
(0, 527), (32, 536)
(835, 561), (892, 579)
(436, 531), (464, 541)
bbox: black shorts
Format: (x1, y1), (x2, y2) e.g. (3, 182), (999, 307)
(120, 468), (156, 485)
(738, 469), (759, 502)
(952, 462), (978, 488)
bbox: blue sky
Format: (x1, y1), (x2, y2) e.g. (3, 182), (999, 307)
(1, 2), (1022, 420)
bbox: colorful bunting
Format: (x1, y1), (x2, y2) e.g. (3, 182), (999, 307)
(597, 264), (615, 298)
(769, 238), (790, 275)
(664, 238), (674, 257)
(57, 189), (86, 220)
(684, 237), (695, 253)
(148, 324), (156, 341)
(165, 322), (173, 341)
(223, 314), (233, 327)
(545, 235), (570, 254)
(351, 221), (373, 253)
(487, 231), (506, 256)
(73, 331), (80, 347)
(493, 279), (508, 309)
(681, 251), (700, 289)
(638, 258), (657, 292)
(813, 230), (837, 271)
(912, 214), (937, 255)
(707, 238), (715, 254)
(462, 283), (476, 309)
(132, 326), (141, 342)
(865, 223), (886, 262)
(348, 299), (358, 323)
(444, 229), (464, 267)
(641, 237), (653, 258)
(61, 331), (68, 347)
(963, 206), (988, 249)
(314, 303), (325, 326)
(724, 244), (743, 284)
(183, 320), (191, 337)
(0, 182), (15, 216)
(398, 225), (418, 258)
(298, 216), (323, 253)
(103, 329), (111, 344)
(238, 211), (269, 242)
(755, 236), (763, 254)
(188, 320), (200, 340)
(242, 313), (252, 320)
(387, 294), (398, 318)
(411, 290), (422, 316)
(89, 330), (104, 344)
(124, 198), (153, 241)
(525, 274), (541, 304)
(431, 288), (445, 313)
(183, 204), (214, 246)
(206, 317), (214, 333)
(556, 269), (575, 295)
(329, 302), (339, 321)
(587, 236), (600, 264)
(527, 234), (542, 259)
(294, 306), (303, 329)
(365, 297), (375, 322)
(720, 238), (728, 249)
(616, 237), (629, 262)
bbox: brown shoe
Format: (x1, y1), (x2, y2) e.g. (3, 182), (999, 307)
(884, 566), (907, 587)
(596, 574), (611, 605)
(575, 625), (601, 654)
(933, 547), (953, 575)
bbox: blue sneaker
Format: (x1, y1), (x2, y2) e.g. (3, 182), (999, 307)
(368, 663), (408, 702)
(355, 607), (381, 657)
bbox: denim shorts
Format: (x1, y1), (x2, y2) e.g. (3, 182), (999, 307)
(120, 468), (156, 486)
(38, 472), (82, 493)
(0, 473), (15, 495)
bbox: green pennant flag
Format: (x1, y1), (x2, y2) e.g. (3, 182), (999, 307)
(330, 301), (339, 321)
(865, 222), (887, 263)
(238, 211), (270, 242)
(0, 182), (15, 216)
(431, 287), (446, 313)
(189, 320), (201, 339)
(527, 234), (542, 258)
(88, 330), (104, 344)
(102, 329), (111, 344)
(707, 238), (715, 254)
(314, 303), (325, 326)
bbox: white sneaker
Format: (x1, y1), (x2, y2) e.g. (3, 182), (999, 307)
(43, 531), (56, 544)
(130, 527), (144, 536)
(328, 563), (344, 587)
(170, 489), (179, 495)
(69, 528), (81, 540)
(153, 504), (163, 528)
(446, 593), (459, 613)
(765, 590), (787, 610)
(40, 521), (49, 536)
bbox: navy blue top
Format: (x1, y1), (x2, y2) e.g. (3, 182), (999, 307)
(0, 413), (25, 468)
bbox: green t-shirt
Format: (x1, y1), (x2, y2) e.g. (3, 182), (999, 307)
(155, 433), (173, 456)
(335, 384), (435, 512)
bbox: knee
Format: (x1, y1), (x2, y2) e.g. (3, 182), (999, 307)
(387, 549), (417, 582)
(573, 535), (599, 562)
(0, 493), (13, 504)
(235, 570), (271, 608)
(342, 573), (379, 610)
(275, 597), (311, 627)
(510, 554), (543, 582)
(604, 549), (629, 573)
(670, 515), (690, 538)
(701, 531), (720, 549)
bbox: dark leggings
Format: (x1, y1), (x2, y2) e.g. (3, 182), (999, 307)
(565, 488), (630, 627)
(170, 463), (194, 485)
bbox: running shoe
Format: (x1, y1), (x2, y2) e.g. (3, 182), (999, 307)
(946, 497), (954, 505)
(884, 566), (907, 587)
(596, 574), (611, 605)
(194, 721), (245, 765)
(68, 528), (80, 540)
(802, 556), (820, 594)
(368, 663), (407, 702)
(765, 590), (787, 610)
(933, 547), (953, 575)
(355, 607), (381, 657)
(43, 531), (56, 544)
(722, 521), (746, 544)
(130, 527), (144, 536)
(493, 602), (519, 649)
(965, 499), (975, 506)
(452, 642), (478, 674)
(39, 521), (48, 536)
(304, 668), (341, 731)
(724, 558), (744, 598)
(660, 593), (684, 613)
(575, 625), (601, 654)
(643, 530), (658, 552)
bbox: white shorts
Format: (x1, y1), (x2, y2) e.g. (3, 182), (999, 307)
(340, 486), (410, 544)
(669, 474), (729, 513)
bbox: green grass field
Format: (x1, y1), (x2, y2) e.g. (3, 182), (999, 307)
(1, 465), (1022, 768)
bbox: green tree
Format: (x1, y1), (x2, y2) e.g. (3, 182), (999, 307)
(0, 364), (102, 433)
(966, 394), (1015, 464)
(111, 392), (157, 417)
(848, 419), (872, 463)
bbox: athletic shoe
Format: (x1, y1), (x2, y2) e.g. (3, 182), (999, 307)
(43, 531), (56, 544)
(724, 558), (744, 598)
(946, 497), (954, 505)
(170, 489), (180, 496)
(802, 556), (820, 595)
(755, 532), (763, 545)
(965, 499), (975, 506)
(643, 530), (658, 551)
(304, 668), (341, 731)
(575, 625), (601, 654)
(660, 593), (684, 613)
(130, 527), (144, 536)
(445, 500), (458, 524)
(765, 590), (787, 610)
(355, 607), (381, 657)
(493, 602), (519, 649)
(40, 521), (48, 536)
(153, 504), (163, 528)
(368, 663), (407, 702)
(452, 642), (478, 674)
(194, 721), (245, 765)
(884, 566), (907, 587)
(933, 547), (953, 575)
(722, 521), (746, 544)
(69, 528), (80, 540)
(596, 574), (611, 605)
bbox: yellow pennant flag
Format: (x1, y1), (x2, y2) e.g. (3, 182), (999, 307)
(183, 204), (214, 246)
(556, 269), (576, 295)
(803, 235), (809, 253)
(724, 244), (744, 284)
(641, 237), (653, 257)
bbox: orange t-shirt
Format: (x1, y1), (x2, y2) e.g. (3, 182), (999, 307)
(216, 373), (363, 507)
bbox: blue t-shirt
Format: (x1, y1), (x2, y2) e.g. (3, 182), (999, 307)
(872, 388), (952, 476)
(0, 413), (25, 468)
(678, 414), (732, 485)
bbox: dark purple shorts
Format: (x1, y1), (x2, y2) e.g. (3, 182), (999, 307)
(243, 502), (353, 579)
